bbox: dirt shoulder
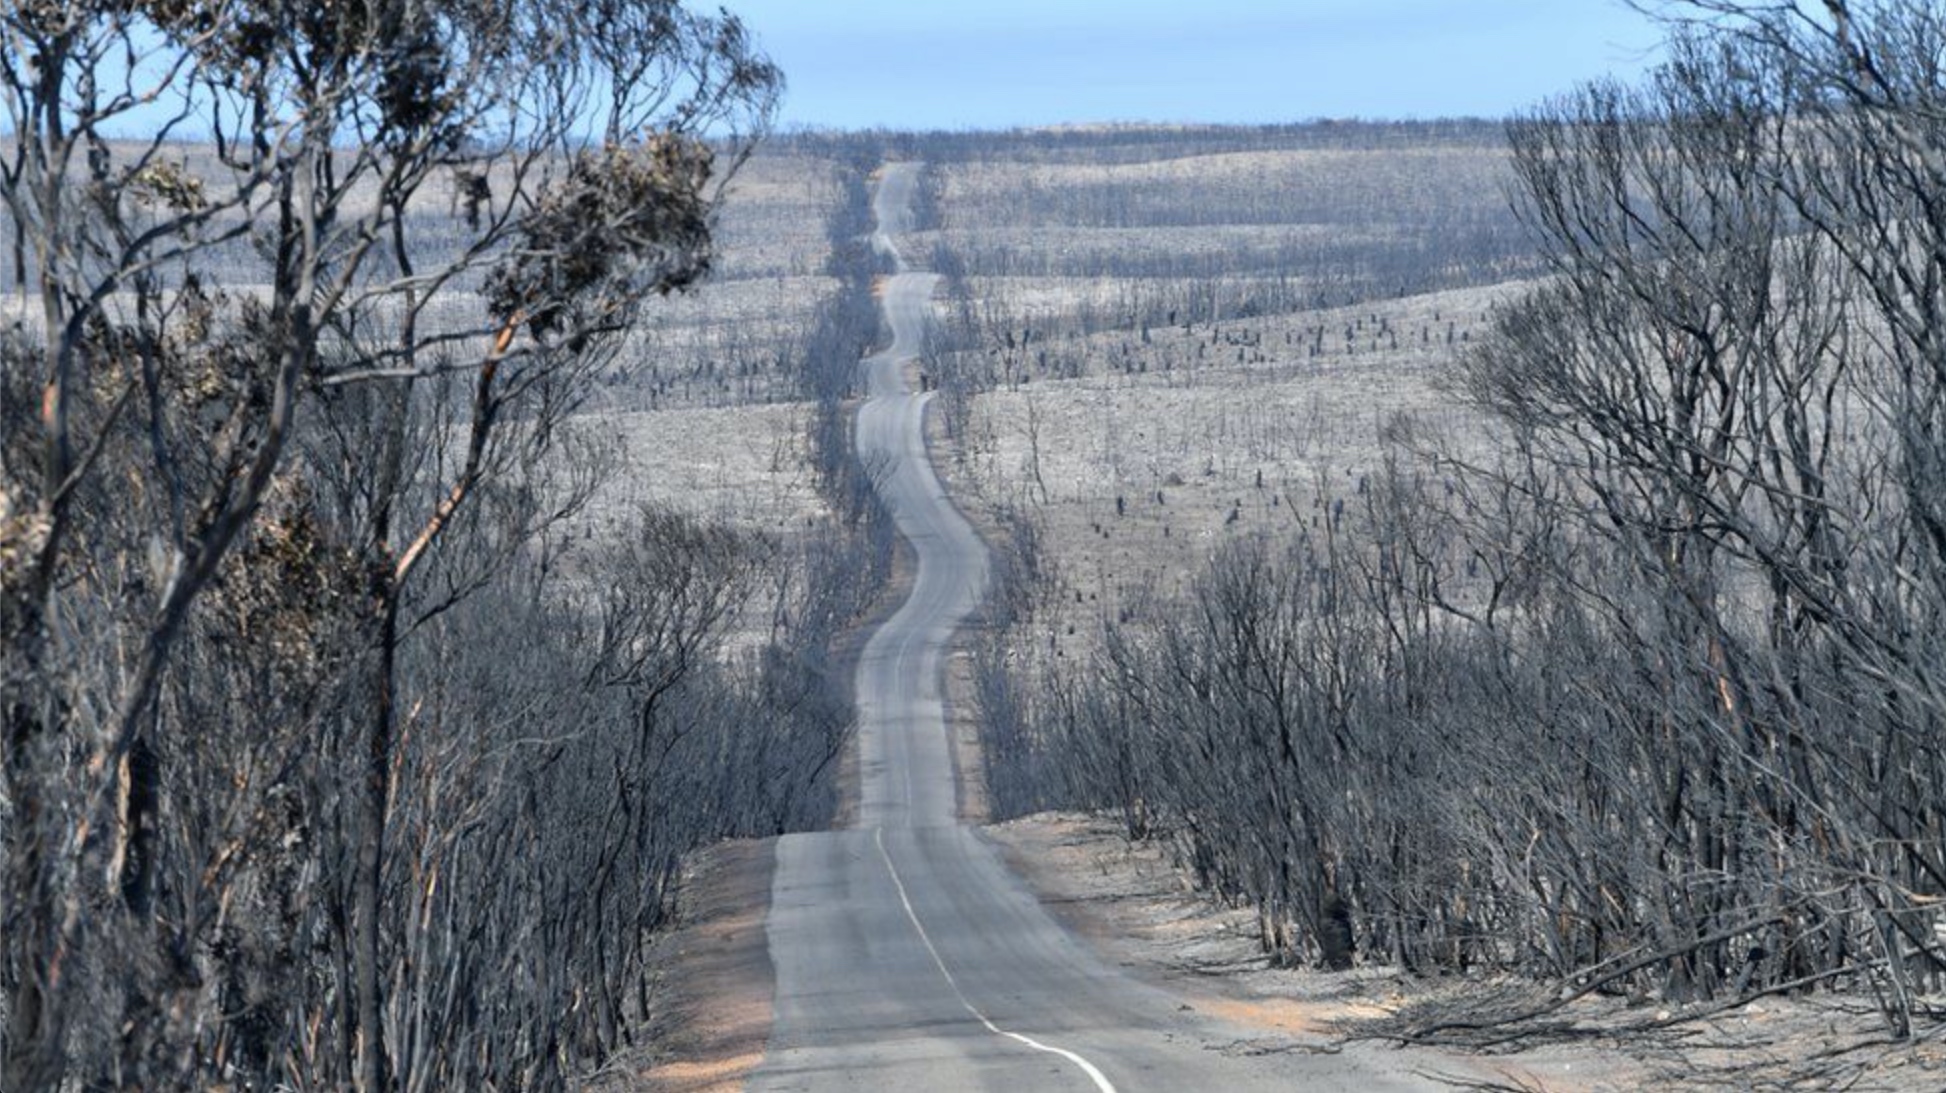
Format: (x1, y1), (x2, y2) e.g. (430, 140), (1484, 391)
(599, 838), (777, 1093)
(986, 812), (1946, 1092)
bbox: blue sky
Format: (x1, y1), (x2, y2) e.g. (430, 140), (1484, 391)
(718, 1), (1666, 130)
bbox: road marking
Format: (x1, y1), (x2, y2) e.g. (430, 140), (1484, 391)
(874, 827), (1119, 1093)
(862, 174), (1111, 1089)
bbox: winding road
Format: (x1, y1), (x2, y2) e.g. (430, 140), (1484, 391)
(752, 164), (1445, 1092)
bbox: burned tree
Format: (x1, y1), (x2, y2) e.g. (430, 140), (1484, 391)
(1, 0), (785, 1088)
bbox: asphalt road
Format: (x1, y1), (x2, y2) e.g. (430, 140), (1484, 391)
(752, 163), (1448, 1092)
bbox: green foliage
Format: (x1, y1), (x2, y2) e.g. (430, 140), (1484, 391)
(488, 135), (715, 338)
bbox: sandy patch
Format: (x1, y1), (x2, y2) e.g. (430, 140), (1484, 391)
(943, 642), (989, 825)
(599, 838), (776, 1093)
(986, 811), (1946, 1092)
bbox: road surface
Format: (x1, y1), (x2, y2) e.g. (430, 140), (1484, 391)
(752, 163), (1446, 1092)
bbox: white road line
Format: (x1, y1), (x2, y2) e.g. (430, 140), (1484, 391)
(874, 827), (1119, 1093)
(864, 169), (1110, 1088)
